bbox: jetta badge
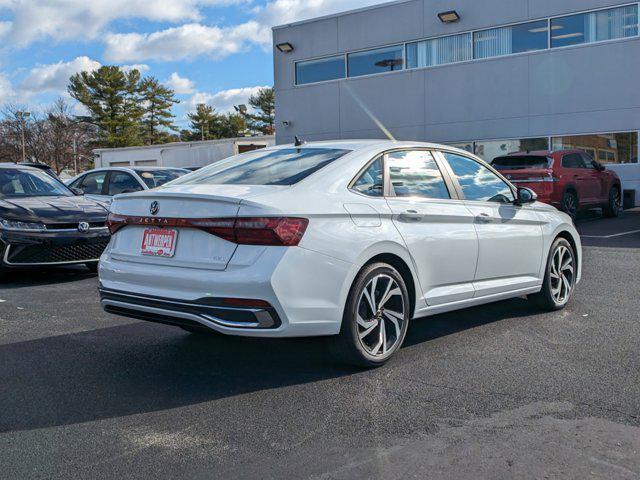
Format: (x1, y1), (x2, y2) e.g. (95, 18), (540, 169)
(78, 221), (90, 233)
(150, 201), (160, 216)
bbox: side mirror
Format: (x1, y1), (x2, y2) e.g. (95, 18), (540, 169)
(594, 162), (606, 172)
(515, 187), (537, 205)
(70, 187), (84, 196)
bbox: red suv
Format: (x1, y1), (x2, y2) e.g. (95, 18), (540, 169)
(491, 149), (622, 219)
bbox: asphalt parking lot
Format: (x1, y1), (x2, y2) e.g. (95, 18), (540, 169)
(1, 210), (639, 480)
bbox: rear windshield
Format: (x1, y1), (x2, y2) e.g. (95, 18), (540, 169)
(491, 156), (552, 170)
(135, 169), (188, 188)
(170, 148), (351, 186)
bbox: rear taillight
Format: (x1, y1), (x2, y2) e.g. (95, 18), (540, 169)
(106, 214), (308, 247)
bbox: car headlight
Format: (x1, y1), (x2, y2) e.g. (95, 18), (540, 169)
(0, 218), (46, 231)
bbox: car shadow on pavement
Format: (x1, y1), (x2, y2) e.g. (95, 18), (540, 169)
(0, 298), (537, 433)
(0, 266), (96, 289)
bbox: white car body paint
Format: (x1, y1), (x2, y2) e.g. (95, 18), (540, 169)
(99, 140), (582, 338)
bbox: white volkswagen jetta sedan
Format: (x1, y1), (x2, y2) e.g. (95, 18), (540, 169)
(100, 140), (581, 367)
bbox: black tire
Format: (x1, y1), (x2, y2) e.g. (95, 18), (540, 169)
(561, 190), (578, 221)
(85, 262), (98, 273)
(603, 186), (621, 218)
(333, 263), (410, 368)
(529, 237), (576, 311)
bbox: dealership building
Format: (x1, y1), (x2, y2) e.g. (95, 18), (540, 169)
(273, 0), (640, 204)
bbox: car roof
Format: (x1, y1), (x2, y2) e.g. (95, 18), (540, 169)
(270, 139), (473, 156)
(497, 149), (585, 157)
(0, 162), (39, 171)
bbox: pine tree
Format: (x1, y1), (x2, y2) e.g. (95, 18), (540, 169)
(246, 87), (275, 135)
(139, 77), (179, 145)
(68, 66), (143, 148)
(187, 104), (218, 141)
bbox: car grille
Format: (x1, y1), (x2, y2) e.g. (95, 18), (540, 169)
(6, 240), (109, 265)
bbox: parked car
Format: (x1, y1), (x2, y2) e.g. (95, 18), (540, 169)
(99, 140), (581, 367)
(0, 163), (110, 273)
(66, 167), (190, 204)
(17, 162), (60, 180)
(491, 150), (622, 219)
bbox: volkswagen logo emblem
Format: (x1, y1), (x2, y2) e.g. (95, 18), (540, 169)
(78, 221), (90, 233)
(150, 201), (160, 216)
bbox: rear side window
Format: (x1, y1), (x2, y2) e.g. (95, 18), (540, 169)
(352, 157), (383, 197)
(491, 156), (551, 170)
(387, 150), (450, 199)
(172, 148), (350, 186)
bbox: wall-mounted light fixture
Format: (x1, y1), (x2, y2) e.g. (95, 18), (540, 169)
(276, 42), (294, 53)
(282, 121), (291, 128)
(437, 10), (460, 23)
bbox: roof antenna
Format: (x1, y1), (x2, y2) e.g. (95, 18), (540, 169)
(294, 136), (306, 147)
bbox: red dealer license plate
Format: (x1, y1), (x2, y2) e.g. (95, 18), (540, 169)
(140, 228), (178, 257)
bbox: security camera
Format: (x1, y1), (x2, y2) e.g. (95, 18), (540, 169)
(282, 121), (291, 127)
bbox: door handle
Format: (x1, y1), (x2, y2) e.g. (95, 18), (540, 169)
(475, 213), (492, 224)
(399, 209), (423, 221)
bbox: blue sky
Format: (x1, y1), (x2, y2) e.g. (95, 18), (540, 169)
(0, 0), (384, 127)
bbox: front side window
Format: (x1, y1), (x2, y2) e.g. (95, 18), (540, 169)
(296, 55), (346, 85)
(551, 5), (639, 48)
(387, 151), (450, 199)
(352, 157), (383, 197)
(108, 172), (143, 195)
(444, 153), (514, 203)
(0, 168), (72, 198)
(406, 33), (472, 68)
(561, 153), (586, 169)
(171, 148), (351, 186)
(79, 172), (107, 195)
(474, 20), (548, 59)
(347, 45), (404, 77)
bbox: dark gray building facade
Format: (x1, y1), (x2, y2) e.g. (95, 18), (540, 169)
(273, 0), (640, 203)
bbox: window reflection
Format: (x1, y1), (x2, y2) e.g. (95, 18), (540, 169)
(348, 45), (404, 77)
(474, 20), (548, 59)
(551, 5), (638, 48)
(552, 132), (638, 164)
(352, 157), (384, 196)
(387, 151), (450, 199)
(296, 56), (345, 85)
(406, 33), (472, 68)
(474, 138), (549, 163)
(444, 153), (514, 203)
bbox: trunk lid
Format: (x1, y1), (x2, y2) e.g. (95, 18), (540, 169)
(108, 184), (286, 271)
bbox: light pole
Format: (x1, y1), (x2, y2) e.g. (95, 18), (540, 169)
(16, 111), (30, 163)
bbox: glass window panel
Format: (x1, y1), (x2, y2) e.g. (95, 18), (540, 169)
(474, 138), (549, 163)
(406, 33), (472, 68)
(444, 153), (515, 203)
(296, 55), (345, 85)
(446, 142), (474, 154)
(551, 5), (639, 48)
(347, 45), (404, 77)
(552, 132), (638, 164)
(108, 172), (143, 195)
(387, 150), (450, 199)
(352, 157), (384, 197)
(474, 20), (548, 59)
(79, 171), (107, 195)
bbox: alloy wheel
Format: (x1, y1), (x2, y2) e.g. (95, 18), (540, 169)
(550, 245), (574, 304)
(611, 189), (621, 214)
(356, 274), (405, 357)
(563, 193), (577, 218)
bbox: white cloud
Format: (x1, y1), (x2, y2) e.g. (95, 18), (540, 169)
(0, 72), (16, 103)
(101, 0), (387, 63)
(19, 56), (101, 95)
(0, 0), (247, 46)
(166, 72), (195, 94)
(187, 85), (267, 113)
(0, 21), (11, 38)
(121, 64), (150, 73)
(103, 22), (264, 62)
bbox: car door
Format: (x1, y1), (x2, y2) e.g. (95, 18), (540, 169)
(580, 153), (606, 203)
(107, 171), (145, 196)
(440, 151), (544, 297)
(383, 149), (479, 306)
(75, 171), (110, 204)
(561, 153), (596, 205)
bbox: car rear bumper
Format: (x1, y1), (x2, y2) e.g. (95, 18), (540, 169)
(0, 228), (110, 268)
(98, 245), (354, 338)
